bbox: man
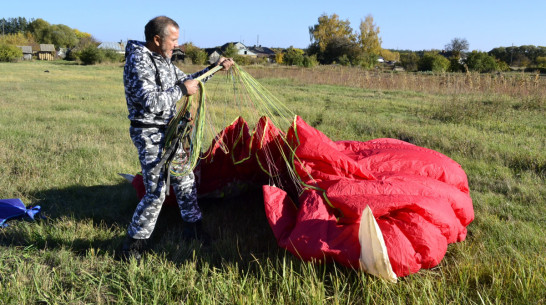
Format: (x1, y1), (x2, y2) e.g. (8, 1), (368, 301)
(121, 16), (234, 259)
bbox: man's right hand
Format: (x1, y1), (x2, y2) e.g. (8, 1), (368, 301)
(183, 79), (199, 96)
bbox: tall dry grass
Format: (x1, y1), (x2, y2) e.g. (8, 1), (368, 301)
(229, 65), (546, 99)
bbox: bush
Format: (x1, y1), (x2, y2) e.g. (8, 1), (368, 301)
(283, 47), (305, 66)
(78, 45), (103, 65)
(400, 52), (419, 72)
(184, 43), (208, 65)
(233, 54), (250, 65)
(497, 60), (510, 72)
(418, 52), (450, 72)
(338, 54), (351, 66)
(102, 49), (124, 63)
(357, 52), (378, 70)
(535, 56), (546, 68)
(303, 54), (318, 67)
(465, 51), (499, 72)
(449, 58), (464, 72)
(0, 43), (23, 62)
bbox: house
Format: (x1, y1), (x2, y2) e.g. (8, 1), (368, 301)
(98, 41), (126, 54)
(221, 42), (257, 57)
(204, 48), (222, 64)
(37, 44), (55, 60)
(248, 45), (276, 62)
(171, 48), (185, 62)
(17, 46), (33, 60)
(57, 48), (68, 59)
(203, 42), (276, 64)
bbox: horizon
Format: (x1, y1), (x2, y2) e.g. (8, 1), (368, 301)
(3, 0), (545, 52)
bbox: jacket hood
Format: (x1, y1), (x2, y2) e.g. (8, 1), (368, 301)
(125, 40), (148, 58)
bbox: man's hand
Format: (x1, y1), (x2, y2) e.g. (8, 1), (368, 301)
(217, 57), (235, 71)
(183, 79), (199, 96)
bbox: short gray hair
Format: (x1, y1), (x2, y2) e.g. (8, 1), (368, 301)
(144, 16), (179, 42)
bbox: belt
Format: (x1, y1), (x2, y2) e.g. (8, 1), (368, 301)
(130, 121), (166, 129)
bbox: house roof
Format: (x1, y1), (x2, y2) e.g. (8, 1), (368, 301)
(204, 47), (222, 56)
(172, 48), (184, 55)
(17, 46), (33, 54)
(248, 46), (275, 56)
(40, 44), (55, 52)
(220, 42), (247, 50)
(98, 42), (125, 52)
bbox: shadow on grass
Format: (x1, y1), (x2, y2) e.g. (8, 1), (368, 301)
(0, 180), (285, 271)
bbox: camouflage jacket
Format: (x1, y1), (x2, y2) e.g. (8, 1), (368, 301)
(124, 40), (214, 126)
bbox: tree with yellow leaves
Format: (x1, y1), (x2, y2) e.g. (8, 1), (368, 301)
(380, 49), (400, 62)
(309, 14), (356, 53)
(359, 15), (382, 55)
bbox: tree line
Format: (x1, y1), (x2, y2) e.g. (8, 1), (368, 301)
(0, 17), (120, 64)
(2, 15), (545, 71)
(301, 14), (546, 72)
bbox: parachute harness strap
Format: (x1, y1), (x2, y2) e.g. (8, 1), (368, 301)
(165, 80), (207, 178)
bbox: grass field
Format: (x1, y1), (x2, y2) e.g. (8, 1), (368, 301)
(0, 61), (544, 304)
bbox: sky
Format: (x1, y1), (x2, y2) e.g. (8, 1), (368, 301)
(3, 0), (545, 51)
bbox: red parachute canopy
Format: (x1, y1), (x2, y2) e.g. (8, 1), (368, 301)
(132, 116), (474, 279)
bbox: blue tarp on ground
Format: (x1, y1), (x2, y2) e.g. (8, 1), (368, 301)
(0, 198), (41, 227)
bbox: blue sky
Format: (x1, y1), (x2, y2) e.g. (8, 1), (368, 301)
(3, 0), (545, 51)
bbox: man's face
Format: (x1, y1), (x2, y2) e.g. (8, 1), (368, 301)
(159, 25), (179, 59)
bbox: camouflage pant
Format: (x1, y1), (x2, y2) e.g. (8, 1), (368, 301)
(127, 126), (201, 239)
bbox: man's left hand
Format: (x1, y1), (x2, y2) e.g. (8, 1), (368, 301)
(218, 57), (235, 71)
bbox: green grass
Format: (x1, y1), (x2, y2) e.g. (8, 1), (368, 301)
(0, 61), (545, 304)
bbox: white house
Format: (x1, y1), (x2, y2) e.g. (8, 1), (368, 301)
(221, 42), (257, 57)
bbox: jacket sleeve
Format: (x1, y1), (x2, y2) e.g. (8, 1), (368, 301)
(175, 64), (216, 84)
(125, 52), (183, 115)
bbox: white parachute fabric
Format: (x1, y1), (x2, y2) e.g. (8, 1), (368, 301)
(358, 205), (398, 283)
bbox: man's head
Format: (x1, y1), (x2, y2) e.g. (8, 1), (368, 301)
(144, 16), (179, 59)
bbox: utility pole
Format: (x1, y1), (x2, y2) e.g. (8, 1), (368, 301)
(510, 43), (513, 66)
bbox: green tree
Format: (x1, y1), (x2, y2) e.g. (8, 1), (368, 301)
(0, 43), (23, 62)
(322, 35), (361, 65)
(357, 52), (378, 69)
(448, 58), (464, 72)
(0, 32), (36, 46)
(27, 18), (52, 43)
(223, 43), (238, 58)
(28, 18), (82, 48)
(359, 15), (381, 55)
(418, 52), (450, 72)
(0, 17), (30, 34)
(400, 52), (419, 72)
(50, 24), (78, 48)
(78, 45), (102, 65)
(302, 54), (318, 67)
(283, 46), (305, 66)
(464, 51), (498, 72)
(489, 45), (546, 67)
(536, 56), (546, 68)
(184, 43), (207, 65)
(65, 35), (99, 61)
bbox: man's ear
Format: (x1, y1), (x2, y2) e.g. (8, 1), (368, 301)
(153, 35), (161, 47)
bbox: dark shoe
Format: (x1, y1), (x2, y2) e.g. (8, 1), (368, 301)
(119, 236), (149, 262)
(182, 220), (211, 246)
